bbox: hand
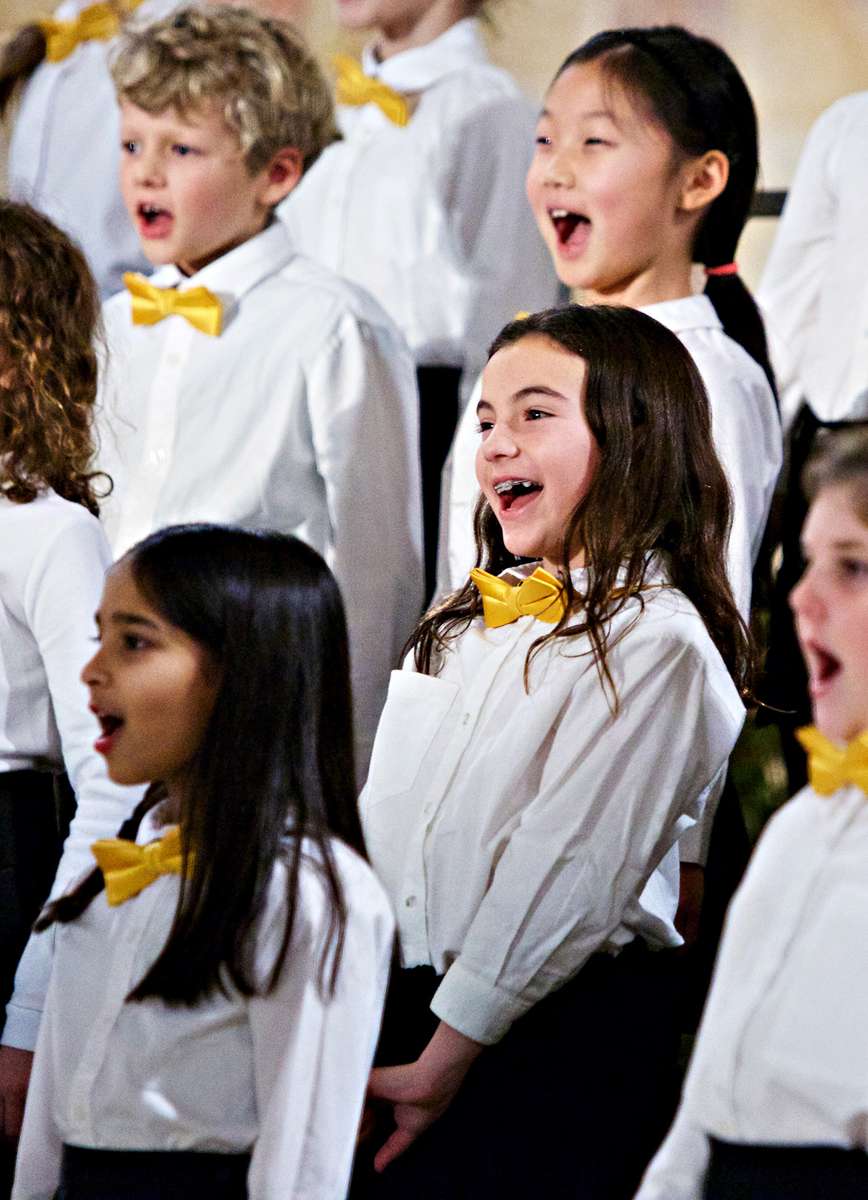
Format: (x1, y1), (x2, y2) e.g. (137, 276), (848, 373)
(367, 1021), (483, 1172)
(0, 1046), (33, 1140)
(675, 863), (705, 949)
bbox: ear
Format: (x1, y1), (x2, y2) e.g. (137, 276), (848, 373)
(678, 149), (729, 215)
(256, 145), (304, 206)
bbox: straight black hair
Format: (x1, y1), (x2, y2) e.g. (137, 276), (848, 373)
(557, 25), (777, 401)
(412, 306), (755, 702)
(38, 524), (365, 1003)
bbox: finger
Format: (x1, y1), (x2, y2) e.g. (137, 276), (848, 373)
(374, 1126), (417, 1173)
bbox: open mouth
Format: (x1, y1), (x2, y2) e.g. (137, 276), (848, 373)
(91, 708), (125, 755)
(549, 208), (590, 247)
(493, 478), (543, 512)
(804, 641), (842, 696)
(137, 203), (173, 236)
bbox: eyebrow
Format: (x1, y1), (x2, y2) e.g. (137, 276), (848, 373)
(477, 385), (569, 413)
(538, 106), (615, 122)
(94, 611), (161, 630)
(802, 538), (868, 553)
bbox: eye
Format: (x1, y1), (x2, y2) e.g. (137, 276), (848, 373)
(584, 137), (609, 147)
(525, 408), (550, 421)
(172, 143), (197, 157)
(121, 140), (139, 155)
(534, 134), (552, 147)
(122, 633), (152, 651)
(839, 557), (868, 580)
(476, 418), (494, 435)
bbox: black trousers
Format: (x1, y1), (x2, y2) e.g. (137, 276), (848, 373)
(56, 1146), (250, 1200)
(705, 1139), (868, 1199)
(351, 942), (682, 1200)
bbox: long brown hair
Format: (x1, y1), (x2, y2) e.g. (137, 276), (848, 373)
(413, 305), (755, 702)
(0, 201), (107, 515)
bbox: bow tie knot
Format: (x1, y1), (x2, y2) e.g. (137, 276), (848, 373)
(797, 726), (868, 797)
(333, 54), (410, 126)
(39, 1), (140, 62)
(124, 272), (223, 337)
(470, 567), (567, 629)
(91, 826), (188, 906)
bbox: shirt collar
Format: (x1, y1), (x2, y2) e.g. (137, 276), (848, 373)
(502, 555), (668, 591)
(640, 292), (723, 337)
(361, 17), (486, 91)
(147, 220), (296, 312)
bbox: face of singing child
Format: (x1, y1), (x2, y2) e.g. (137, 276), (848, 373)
(525, 59), (718, 306)
(82, 561), (220, 794)
(790, 484), (868, 744)
(476, 333), (599, 574)
(119, 100), (301, 275)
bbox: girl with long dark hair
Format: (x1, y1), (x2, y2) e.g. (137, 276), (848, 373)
(353, 304), (752, 1198)
(13, 525), (394, 1200)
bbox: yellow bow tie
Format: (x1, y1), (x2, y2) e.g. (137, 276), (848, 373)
(470, 566), (567, 629)
(91, 826), (188, 906)
(38, 0), (141, 63)
(124, 272), (223, 337)
(333, 54), (410, 127)
(796, 726), (868, 797)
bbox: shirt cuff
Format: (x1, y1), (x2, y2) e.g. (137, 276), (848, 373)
(1, 1003), (42, 1052)
(429, 960), (532, 1045)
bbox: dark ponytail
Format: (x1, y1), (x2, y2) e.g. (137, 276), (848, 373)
(557, 25), (777, 401)
(0, 25), (47, 119)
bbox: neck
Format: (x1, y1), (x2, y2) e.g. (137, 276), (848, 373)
(581, 256), (694, 311)
(374, 1), (467, 60)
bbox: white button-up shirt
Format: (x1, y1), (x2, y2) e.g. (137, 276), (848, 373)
(361, 560), (745, 1045)
(13, 814), (395, 1200)
(281, 18), (558, 385)
(443, 295), (781, 632)
(96, 221), (423, 772)
(636, 783), (868, 1200)
(8, 0), (176, 297)
(758, 92), (868, 429)
(0, 493), (142, 1050)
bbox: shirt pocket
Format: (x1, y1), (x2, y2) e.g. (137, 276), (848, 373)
(762, 883), (868, 1097)
(364, 669), (460, 802)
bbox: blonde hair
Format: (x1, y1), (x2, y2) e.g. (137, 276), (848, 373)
(110, 5), (340, 173)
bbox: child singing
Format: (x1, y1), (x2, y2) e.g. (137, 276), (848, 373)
(13, 525), (394, 1200)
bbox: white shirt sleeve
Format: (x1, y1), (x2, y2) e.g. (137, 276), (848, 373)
(305, 313), (423, 777)
(3, 515), (142, 1051)
(430, 635), (734, 1044)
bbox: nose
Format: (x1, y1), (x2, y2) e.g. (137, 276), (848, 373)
(479, 420), (520, 463)
(543, 143), (576, 189)
(789, 564), (825, 622)
(131, 144), (165, 188)
(81, 642), (108, 689)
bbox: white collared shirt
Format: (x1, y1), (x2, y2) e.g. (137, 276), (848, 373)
(636, 783), (868, 1200)
(758, 92), (868, 429)
(13, 813), (395, 1200)
(442, 295), (781, 630)
(360, 560), (744, 1046)
(97, 221), (423, 773)
(0, 493), (142, 1050)
(8, 0), (177, 297)
(280, 18), (558, 382)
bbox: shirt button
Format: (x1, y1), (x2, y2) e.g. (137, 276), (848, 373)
(462, 713), (471, 726)
(404, 895), (417, 908)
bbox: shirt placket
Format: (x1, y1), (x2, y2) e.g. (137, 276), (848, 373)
(114, 317), (193, 553)
(397, 620), (530, 966)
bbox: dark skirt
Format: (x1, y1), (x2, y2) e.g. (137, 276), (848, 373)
(56, 1145), (250, 1200)
(351, 940), (682, 1200)
(705, 1138), (868, 1199)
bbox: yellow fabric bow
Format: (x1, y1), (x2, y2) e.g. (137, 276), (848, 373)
(91, 826), (188, 906)
(38, 1), (141, 63)
(333, 54), (410, 127)
(470, 566), (567, 629)
(124, 272), (223, 338)
(796, 726), (868, 797)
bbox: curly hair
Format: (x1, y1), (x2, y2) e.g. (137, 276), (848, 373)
(111, 5), (340, 174)
(0, 201), (107, 516)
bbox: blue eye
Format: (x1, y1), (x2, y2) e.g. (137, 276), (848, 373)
(121, 140), (139, 154)
(172, 143), (195, 156)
